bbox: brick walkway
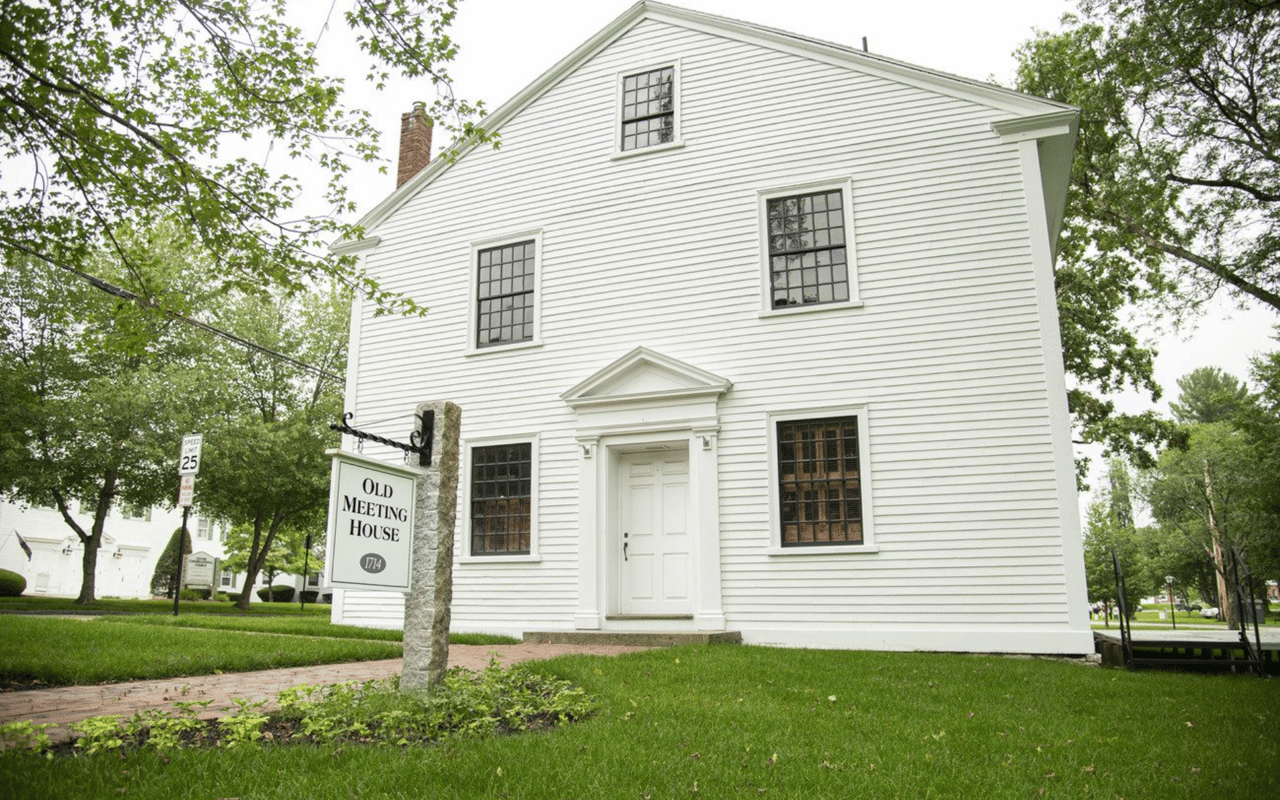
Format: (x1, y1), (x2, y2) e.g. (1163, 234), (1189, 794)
(0, 643), (649, 745)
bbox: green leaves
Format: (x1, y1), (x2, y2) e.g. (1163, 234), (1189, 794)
(1, 0), (480, 319)
(1015, 1), (1280, 475)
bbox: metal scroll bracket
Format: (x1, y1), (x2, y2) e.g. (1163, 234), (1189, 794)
(330, 411), (434, 467)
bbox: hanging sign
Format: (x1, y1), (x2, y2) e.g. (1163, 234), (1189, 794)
(324, 450), (417, 592)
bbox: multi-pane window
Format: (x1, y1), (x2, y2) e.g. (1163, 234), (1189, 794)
(220, 570), (235, 588)
(621, 67), (674, 151)
(470, 443), (532, 555)
(476, 241), (535, 348)
(121, 504), (151, 521)
(777, 416), (863, 546)
(196, 518), (212, 540)
(767, 190), (849, 309)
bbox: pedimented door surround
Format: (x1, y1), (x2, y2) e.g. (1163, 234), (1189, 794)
(561, 347), (730, 632)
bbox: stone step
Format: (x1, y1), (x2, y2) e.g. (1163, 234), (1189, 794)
(522, 630), (742, 647)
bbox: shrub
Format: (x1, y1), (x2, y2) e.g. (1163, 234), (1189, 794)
(256, 584), (295, 602)
(0, 568), (26, 597)
(178, 588), (209, 601)
(300, 590), (319, 603)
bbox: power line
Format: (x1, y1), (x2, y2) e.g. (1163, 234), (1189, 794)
(56, 263), (345, 382)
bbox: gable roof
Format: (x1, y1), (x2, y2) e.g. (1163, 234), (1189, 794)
(343, 0), (1077, 246)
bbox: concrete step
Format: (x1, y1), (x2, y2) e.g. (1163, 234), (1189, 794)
(523, 630), (742, 647)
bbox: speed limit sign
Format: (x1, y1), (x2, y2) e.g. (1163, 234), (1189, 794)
(179, 434), (203, 476)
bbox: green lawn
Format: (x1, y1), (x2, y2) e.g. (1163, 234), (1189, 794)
(2, 636), (1278, 799)
(0, 596), (331, 615)
(0, 616), (404, 686)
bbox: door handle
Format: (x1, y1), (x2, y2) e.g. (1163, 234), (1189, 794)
(623, 532), (628, 561)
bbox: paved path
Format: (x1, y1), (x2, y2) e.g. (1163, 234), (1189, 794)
(0, 643), (649, 745)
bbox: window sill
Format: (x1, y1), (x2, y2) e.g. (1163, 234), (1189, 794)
(464, 339), (543, 358)
(766, 544), (879, 557)
(458, 554), (542, 565)
(611, 140), (685, 161)
(758, 299), (864, 319)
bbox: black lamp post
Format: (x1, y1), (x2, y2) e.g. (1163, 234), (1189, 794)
(1165, 575), (1177, 630)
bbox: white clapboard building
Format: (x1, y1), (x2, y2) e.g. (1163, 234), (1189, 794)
(0, 500), (323, 603)
(327, 1), (1092, 654)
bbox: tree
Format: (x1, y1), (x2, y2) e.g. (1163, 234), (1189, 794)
(194, 288), (346, 610)
(150, 526), (193, 599)
(1, 0), (489, 318)
(1169, 367), (1252, 424)
(219, 522), (315, 599)
(1082, 459), (1151, 622)
(1143, 421), (1272, 627)
(1014, 0), (1280, 472)
(0, 229), (210, 603)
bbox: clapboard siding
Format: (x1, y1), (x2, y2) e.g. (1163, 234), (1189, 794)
(334, 13), (1087, 650)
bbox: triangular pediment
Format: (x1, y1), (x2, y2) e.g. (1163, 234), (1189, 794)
(562, 347), (731, 409)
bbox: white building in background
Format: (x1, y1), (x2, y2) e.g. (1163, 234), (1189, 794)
(0, 500), (325, 602)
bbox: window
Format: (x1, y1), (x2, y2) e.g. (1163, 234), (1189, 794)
(469, 442), (533, 556)
(121, 504), (151, 521)
(776, 416), (864, 547)
(307, 572), (320, 587)
(620, 66), (675, 152)
(196, 518), (212, 540)
(759, 180), (859, 313)
(475, 238), (536, 349)
(220, 570), (236, 588)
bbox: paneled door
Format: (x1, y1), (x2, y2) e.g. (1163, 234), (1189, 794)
(618, 452), (691, 615)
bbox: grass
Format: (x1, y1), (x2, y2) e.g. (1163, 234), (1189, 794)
(97, 613), (518, 646)
(0, 596), (331, 615)
(0, 616), (404, 687)
(1093, 606), (1280, 630)
(0, 614), (518, 688)
(2, 645), (1277, 799)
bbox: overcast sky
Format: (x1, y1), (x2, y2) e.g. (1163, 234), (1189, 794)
(321, 0), (1277, 424)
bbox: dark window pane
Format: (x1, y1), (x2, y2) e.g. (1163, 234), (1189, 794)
(766, 190), (849, 309)
(621, 66), (675, 151)
(476, 240), (535, 348)
(777, 417), (863, 547)
(471, 443), (532, 555)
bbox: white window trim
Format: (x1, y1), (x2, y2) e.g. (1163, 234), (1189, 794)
(465, 229), (544, 356)
(611, 59), (684, 160)
(458, 432), (542, 563)
(757, 177), (863, 317)
(765, 405), (877, 556)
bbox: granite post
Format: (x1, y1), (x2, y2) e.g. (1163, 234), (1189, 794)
(400, 401), (461, 691)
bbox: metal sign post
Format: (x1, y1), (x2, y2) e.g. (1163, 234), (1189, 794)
(174, 435), (200, 617)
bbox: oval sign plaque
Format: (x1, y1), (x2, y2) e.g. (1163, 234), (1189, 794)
(359, 553), (387, 574)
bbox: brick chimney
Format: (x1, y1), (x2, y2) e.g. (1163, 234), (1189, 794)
(397, 102), (433, 188)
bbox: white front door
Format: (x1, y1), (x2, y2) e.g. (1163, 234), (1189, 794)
(619, 452), (691, 615)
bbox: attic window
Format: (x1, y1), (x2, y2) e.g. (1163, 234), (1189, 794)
(621, 66), (675, 151)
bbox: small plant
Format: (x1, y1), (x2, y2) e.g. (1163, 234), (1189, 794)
(70, 715), (128, 756)
(135, 700), (213, 752)
(0, 720), (55, 754)
(218, 698), (269, 748)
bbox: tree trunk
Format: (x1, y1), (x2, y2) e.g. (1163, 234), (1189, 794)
(75, 539), (99, 604)
(1203, 459), (1237, 629)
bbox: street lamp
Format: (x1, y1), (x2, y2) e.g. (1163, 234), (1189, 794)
(1165, 575), (1177, 631)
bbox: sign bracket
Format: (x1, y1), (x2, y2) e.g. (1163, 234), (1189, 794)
(330, 412), (433, 466)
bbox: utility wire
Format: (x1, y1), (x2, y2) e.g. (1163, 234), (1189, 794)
(56, 263), (344, 382)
